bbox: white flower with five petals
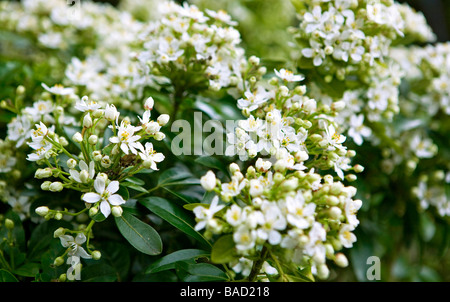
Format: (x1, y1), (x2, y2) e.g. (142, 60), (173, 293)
(82, 177), (126, 218)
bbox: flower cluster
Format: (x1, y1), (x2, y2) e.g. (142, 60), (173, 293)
(136, 1), (248, 93)
(291, 0), (436, 149)
(5, 82), (168, 267)
(193, 65), (362, 280)
(196, 159), (361, 280)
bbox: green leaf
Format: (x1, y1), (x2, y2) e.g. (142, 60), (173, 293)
(125, 176), (145, 186)
(14, 263), (40, 278)
(0, 269), (18, 282)
(114, 211), (162, 256)
(162, 187), (197, 204)
(211, 235), (238, 264)
(419, 212), (436, 242)
(158, 167), (192, 186)
(121, 182), (149, 193)
(139, 197), (211, 249)
(146, 249), (210, 274)
(81, 263), (117, 282)
(176, 262), (228, 282)
(195, 156), (230, 177)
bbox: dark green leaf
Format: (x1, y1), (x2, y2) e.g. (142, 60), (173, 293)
(0, 269), (18, 282)
(114, 211), (162, 256)
(146, 249), (210, 274)
(195, 156), (229, 177)
(121, 182), (149, 193)
(176, 262), (228, 282)
(139, 197), (211, 249)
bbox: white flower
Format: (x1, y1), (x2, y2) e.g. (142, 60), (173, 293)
(74, 96), (102, 112)
(285, 193), (316, 229)
(233, 225), (256, 252)
(24, 100), (54, 123)
(69, 160), (95, 184)
(348, 114), (372, 146)
(257, 201), (287, 245)
(59, 233), (92, 259)
(324, 123), (346, 151)
(200, 170), (216, 191)
(82, 177), (126, 218)
(109, 121), (142, 155)
(274, 68), (304, 82)
(225, 204), (246, 227)
(237, 87), (271, 112)
(249, 179), (264, 197)
(193, 196), (225, 231)
(138, 142), (165, 170)
(30, 122), (51, 143)
(41, 83), (75, 96)
(26, 140), (53, 162)
(344, 198), (362, 228)
(339, 224), (357, 248)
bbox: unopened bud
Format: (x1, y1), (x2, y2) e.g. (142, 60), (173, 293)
(83, 114), (93, 128)
(88, 135), (98, 145)
(5, 218), (14, 230)
(53, 227), (65, 238)
(72, 132), (83, 143)
(67, 158), (77, 169)
(334, 253), (349, 268)
(111, 206), (123, 217)
(54, 256), (65, 266)
(49, 182), (64, 192)
(157, 114), (170, 126)
(36, 206), (50, 217)
(35, 168), (53, 179)
(92, 250), (102, 260)
(144, 97), (154, 110)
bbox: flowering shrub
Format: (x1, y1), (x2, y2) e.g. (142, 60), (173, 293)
(0, 0), (449, 282)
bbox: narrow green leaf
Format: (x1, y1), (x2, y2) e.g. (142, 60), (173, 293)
(146, 249), (210, 274)
(114, 211), (162, 256)
(121, 182), (148, 193)
(0, 269), (18, 282)
(177, 262), (228, 282)
(158, 167), (192, 186)
(139, 197), (211, 249)
(211, 235), (238, 264)
(195, 156), (229, 177)
(125, 176), (145, 186)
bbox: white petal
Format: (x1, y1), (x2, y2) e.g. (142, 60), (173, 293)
(59, 235), (74, 247)
(75, 233), (86, 245)
(79, 160), (88, 171)
(109, 136), (120, 144)
(76, 247), (92, 259)
(100, 201), (111, 218)
(94, 177), (105, 194)
(108, 194), (125, 206)
(82, 192), (101, 203)
(106, 180), (120, 194)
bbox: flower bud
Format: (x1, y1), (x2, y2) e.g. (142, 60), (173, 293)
(54, 227), (65, 238)
(36, 206), (50, 217)
(54, 212), (63, 220)
(89, 207), (98, 217)
(5, 218), (14, 230)
(317, 264), (330, 280)
(157, 114), (170, 126)
(92, 250), (102, 260)
(229, 163), (240, 174)
(41, 181), (51, 191)
(88, 135), (98, 145)
(93, 151), (102, 161)
(35, 168), (53, 179)
(79, 170), (90, 183)
(72, 132), (83, 143)
(144, 97), (154, 111)
(353, 164), (364, 173)
(154, 132), (166, 141)
(104, 104), (119, 121)
(67, 158), (77, 169)
(248, 55), (260, 66)
(111, 206), (123, 217)
(49, 182), (64, 192)
(201, 171), (216, 191)
(59, 274), (67, 282)
(54, 256), (65, 266)
(334, 253), (349, 268)
(100, 155), (111, 168)
(83, 113), (93, 128)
